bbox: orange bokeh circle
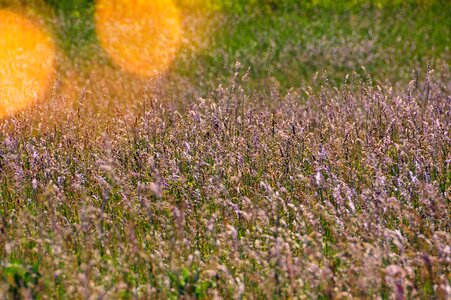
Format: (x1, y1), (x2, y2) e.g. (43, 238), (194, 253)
(95, 0), (182, 78)
(0, 10), (56, 119)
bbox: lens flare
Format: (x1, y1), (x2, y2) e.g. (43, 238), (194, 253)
(0, 10), (56, 119)
(95, 0), (182, 77)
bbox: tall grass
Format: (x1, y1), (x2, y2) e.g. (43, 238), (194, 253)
(0, 63), (449, 298)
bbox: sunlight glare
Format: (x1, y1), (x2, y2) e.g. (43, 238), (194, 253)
(0, 10), (56, 119)
(95, 0), (182, 77)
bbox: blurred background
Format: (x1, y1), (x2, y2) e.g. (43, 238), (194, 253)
(0, 0), (449, 117)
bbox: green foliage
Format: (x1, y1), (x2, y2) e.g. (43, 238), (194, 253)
(175, 2), (449, 90)
(168, 267), (214, 298)
(185, 0), (448, 13)
(1, 261), (42, 298)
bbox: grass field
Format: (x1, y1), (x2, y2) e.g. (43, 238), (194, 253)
(0, 0), (450, 298)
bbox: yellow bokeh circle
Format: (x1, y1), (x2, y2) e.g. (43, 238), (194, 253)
(95, 0), (182, 77)
(0, 10), (56, 119)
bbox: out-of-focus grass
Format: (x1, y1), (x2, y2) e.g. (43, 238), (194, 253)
(175, 1), (450, 90)
(45, 0), (96, 59)
(4, 0), (447, 92)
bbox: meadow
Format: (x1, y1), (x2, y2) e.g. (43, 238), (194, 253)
(0, 0), (450, 298)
